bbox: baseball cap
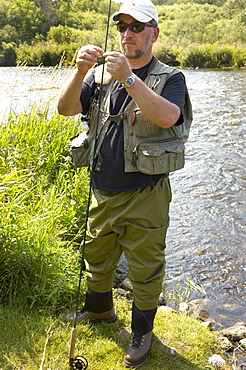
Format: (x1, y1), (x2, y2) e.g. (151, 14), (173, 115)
(112, 0), (158, 25)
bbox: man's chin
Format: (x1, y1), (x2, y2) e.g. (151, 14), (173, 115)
(123, 50), (144, 60)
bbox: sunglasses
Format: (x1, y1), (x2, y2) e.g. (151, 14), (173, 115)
(116, 21), (155, 33)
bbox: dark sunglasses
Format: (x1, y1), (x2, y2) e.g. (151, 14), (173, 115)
(116, 21), (155, 33)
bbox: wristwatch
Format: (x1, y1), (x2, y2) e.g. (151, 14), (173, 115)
(123, 74), (136, 88)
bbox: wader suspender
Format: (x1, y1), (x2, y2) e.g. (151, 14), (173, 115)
(68, 1), (112, 368)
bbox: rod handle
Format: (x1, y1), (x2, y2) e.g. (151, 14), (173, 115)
(69, 327), (77, 360)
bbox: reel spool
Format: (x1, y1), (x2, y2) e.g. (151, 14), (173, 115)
(70, 356), (88, 370)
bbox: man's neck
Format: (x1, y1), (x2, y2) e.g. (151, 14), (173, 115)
(127, 53), (154, 70)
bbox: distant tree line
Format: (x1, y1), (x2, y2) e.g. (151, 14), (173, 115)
(0, 0), (245, 66)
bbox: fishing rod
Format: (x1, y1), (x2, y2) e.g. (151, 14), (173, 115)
(68, 0), (112, 368)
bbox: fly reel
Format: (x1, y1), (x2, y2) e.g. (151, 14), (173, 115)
(69, 328), (88, 369)
(70, 356), (88, 370)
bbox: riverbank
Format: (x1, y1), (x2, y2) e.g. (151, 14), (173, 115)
(0, 296), (231, 370)
(1, 41), (246, 69)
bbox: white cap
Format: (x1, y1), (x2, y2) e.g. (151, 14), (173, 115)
(112, 0), (158, 25)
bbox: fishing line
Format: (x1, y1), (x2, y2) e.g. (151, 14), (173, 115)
(68, 1), (112, 369)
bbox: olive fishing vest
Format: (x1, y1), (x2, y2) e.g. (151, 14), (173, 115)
(70, 58), (193, 174)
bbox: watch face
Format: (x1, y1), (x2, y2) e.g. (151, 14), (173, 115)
(124, 74), (135, 87)
(126, 76), (134, 85)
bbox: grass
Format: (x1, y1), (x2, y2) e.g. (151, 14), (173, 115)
(0, 296), (230, 370)
(0, 109), (90, 309)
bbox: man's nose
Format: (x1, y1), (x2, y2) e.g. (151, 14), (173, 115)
(123, 27), (134, 36)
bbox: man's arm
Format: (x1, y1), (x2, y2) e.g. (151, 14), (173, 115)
(57, 45), (103, 116)
(104, 51), (180, 129)
(125, 77), (180, 128)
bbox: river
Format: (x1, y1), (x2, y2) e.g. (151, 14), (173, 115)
(0, 66), (245, 330)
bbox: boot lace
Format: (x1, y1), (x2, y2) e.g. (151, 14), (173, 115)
(130, 333), (144, 348)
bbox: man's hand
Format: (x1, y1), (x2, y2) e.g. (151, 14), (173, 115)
(58, 44), (103, 116)
(104, 51), (180, 129)
(77, 45), (103, 76)
(104, 51), (132, 84)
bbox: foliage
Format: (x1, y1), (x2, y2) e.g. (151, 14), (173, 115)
(0, 25), (19, 44)
(153, 42), (246, 68)
(157, 1), (246, 45)
(0, 0), (118, 45)
(178, 44), (246, 68)
(0, 1), (244, 49)
(3, 0), (43, 44)
(16, 42), (79, 66)
(0, 0), (245, 67)
(164, 278), (206, 307)
(153, 41), (180, 66)
(157, 3), (223, 44)
(0, 109), (90, 308)
(0, 42), (16, 66)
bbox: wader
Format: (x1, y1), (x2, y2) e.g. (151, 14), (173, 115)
(84, 177), (171, 332)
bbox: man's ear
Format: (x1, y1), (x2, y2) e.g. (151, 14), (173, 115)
(152, 27), (159, 43)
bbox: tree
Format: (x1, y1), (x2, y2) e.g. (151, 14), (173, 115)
(0, 1), (9, 29)
(0, 25), (19, 44)
(6, 0), (43, 43)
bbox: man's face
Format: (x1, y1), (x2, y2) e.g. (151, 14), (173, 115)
(118, 14), (159, 60)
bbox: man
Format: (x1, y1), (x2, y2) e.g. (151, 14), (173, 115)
(58, 0), (192, 367)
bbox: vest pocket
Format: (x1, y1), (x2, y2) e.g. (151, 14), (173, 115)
(132, 137), (185, 174)
(69, 131), (93, 168)
(134, 109), (162, 138)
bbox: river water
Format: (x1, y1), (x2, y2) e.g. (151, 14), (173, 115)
(166, 69), (246, 329)
(1, 66), (245, 330)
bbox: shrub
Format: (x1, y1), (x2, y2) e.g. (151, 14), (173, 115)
(47, 25), (74, 44)
(179, 44), (246, 68)
(11, 39), (246, 68)
(16, 42), (79, 66)
(0, 25), (19, 45)
(0, 42), (17, 66)
(232, 45), (246, 67)
(154, 42), (180, 66)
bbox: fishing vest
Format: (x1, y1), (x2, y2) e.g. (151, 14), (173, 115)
(70, 58), (193, 175)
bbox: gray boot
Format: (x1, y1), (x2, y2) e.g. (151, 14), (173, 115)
(64, 307), (117, 323)
(64, 289), (117, 323)
(123, 303), (156, 367)
(124, 331), (152, 368)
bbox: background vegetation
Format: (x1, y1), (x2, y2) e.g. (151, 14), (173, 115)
(0, 0), (245, 68)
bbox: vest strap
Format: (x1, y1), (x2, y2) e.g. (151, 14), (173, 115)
(110, 113), (127, 121)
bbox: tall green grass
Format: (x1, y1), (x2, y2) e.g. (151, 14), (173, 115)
(0, 109), (89, 309)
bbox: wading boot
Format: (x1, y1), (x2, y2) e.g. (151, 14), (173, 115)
(64, 307), (117, 323)
(124, 330), (152, 368)
(64, 289), (117, 323)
